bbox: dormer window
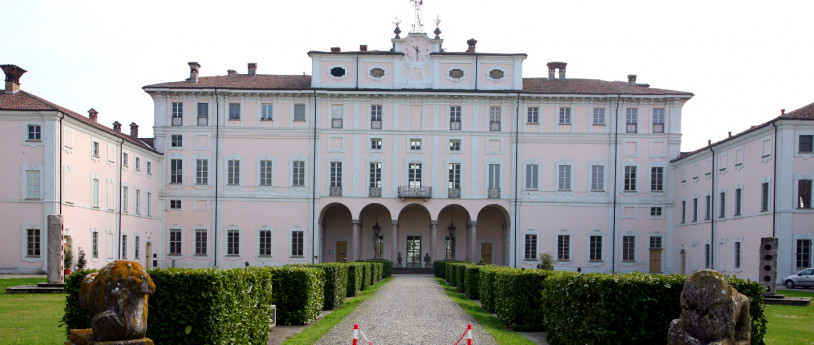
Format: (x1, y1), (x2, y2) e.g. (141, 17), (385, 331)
(370, 68), (384, 78)
(330, 67), (346, 78)
(449, 69), (464, 79)
(489, 69), (504, 80)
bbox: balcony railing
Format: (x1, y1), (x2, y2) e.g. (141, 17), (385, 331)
(332, 119), (343, 128)
(490, 121), (501, 131)
(450, 121), (461, 130)
(653, 123), (664, 133)
(626, 124), (637, 133)
(369, 187), (381, 197)
(371, 120), (382, 129)
(197, 117), (208, 126)
(488, 188), (501, 199)
(329, 186), (342, 197)
(448, 188), (461, 198)
(171, 117), (183, 126)
(398, 186), (432, 200)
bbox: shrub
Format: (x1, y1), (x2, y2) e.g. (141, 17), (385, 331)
(344, 263), (364, 297)
(357, 262), (372, 290)
(75, 248), (87, 270)
(464, 265), (491, 299)
(478, 266), (512, 312)
(541, 272), (767, 345)
(456, 263), (474, 292)
(61, 269), (97, 335)
(493, 268), (553, 331)
(268, 266), (324, 326)
(360, 259), (393, 278)
(291, 263), (348, 310)
(446, 263), (459, 286)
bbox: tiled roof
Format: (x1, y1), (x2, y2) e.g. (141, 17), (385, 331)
(522, 78), (693, 96)
(143, 75), (312, 90)
(0, 90), (159, 153)
(780, 101), (814, 120)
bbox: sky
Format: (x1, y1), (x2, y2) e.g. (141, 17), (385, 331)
(2, 0), (813, 151)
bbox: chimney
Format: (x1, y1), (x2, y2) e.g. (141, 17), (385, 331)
(708, 140), (712, 146)
(728, 131), (732, 138)
(628, 74), (637, 85)
(248, 63), (257, 76)
(466, 38), (477, 53)
(546, 62), (567, 81)
(188, 62), (200, 84)
(112, 121), (122, 132)
(227, 69), (237, 76)
(1, 64), (27, 94)
(360, 45), (368, 52)
(330, 47), (341, 53)
(781, 109), (785, 115)
(88, 108), (98, 122)
(129, 122), (139, 138)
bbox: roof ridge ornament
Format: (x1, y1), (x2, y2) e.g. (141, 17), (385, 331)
(393, 17), (402, 39)
(410, 0), (424, 33)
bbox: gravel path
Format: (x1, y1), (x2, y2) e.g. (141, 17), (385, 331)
(315, 274), (498, 345)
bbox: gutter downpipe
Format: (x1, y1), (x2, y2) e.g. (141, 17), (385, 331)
(513, 92), (520, 268)
(710, 145), (716, 269)
(611, 94), (620, 273)
(214, 89), (220, 267)
(772, 121), (778, 237)
(312, 89), (318, 264)
(59, 112), (65, 214)
(118, 139), (124, 259)
(474, 55), (479, 91)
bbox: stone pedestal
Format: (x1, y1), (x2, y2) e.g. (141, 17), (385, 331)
(66, 329), (154, 345)
(48, 215), (64, 284)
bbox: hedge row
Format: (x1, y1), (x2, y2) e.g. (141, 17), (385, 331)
(463, 265), (492, 300)
(344, 263), (364, 297)
(61, 269), (97, 335)
(359, 259), (393, 278)
(291, 263), (348, 310)
(432, 260), (463, 279)
(478, 266), (515, 312)
(270, 266), (325, 326)
(493, 268), (554, 331)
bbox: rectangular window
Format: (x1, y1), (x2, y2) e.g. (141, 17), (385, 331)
(26, 229), (40, 257)
(488, 164), (500, 189)
(92, 178), (100, 208)
(135, 236), (140, 259)
(525, 164), (539, 190)
(292, 161), (305, 186)
(122, 187), (128, 213)
(291, 230), (304, 257)
(259, 160), (272, 186)
(92, 231), (99, 258)
(93, 141), (100, 157)
(123, 152), (129, 167)
(195, 229), (207, 255)
(720, 192), (726, 218)
(652, 108), (665, 133)
(229, 103), (241, 120)
(589, 236), (602, 261)
(135, 190), (141, 215)
(650, 207), (662, 217)
(799, 179), (812, 208)
(294, 104), (306, 121)
(259, 230), (272, 256)
(371, 105), (382, 129)
(705, 195), (711, 220)
(169, 229), (181, 255)
(450, 106), (462, 130)
(705, 244), (711, 268)
(197, 103), (209, 126)
(734, 188), (742, 216)
(527, 107), (539, 124)
(448, 163), (461, 190)
(800, 135), (813, 153)
(681, 200), (686, 224)
(524, 234), (537, 260)
(626, 108), (638, 133)
(797, 239), (812, 268)
(408, 163), (422, 188)
(170, 159), (182, 184)
(170, 200), (182, 209)
(330, 162), (342, 187)
(26, 170), (40, 199)
(121, 235), (127, 259)
(692, 198), (698, 222)
(449, 139), (461, 152)
(622, 236), (635, 262)
(171, 135), (182, 148)
(557, 235), (570, 261)
(135, 157), (141, 171)
(410, 139), (422, 151)
(761, 182), (770, 211)
(227, 230), (239, 255)
(444, 235), (456, 260)
(591, 165), (604, 191)
(369, 162), (382, 188)
(331, 104), (343, 128)
(649, 236), (662, 249)
(261, 103), (273, 120)
(489, 106), (501, 131)
(651, 167), (664, 191)
(196, 159), (208, 185)
(559, 107), (571, 124)
(624, 166), (637, 192)
(371, 138), (382, 150)
(734, 242), (741, 269)
(374, 237), (384, 259)
(558, 165), (572, 191)
(593, 108), (605, 125)
(227, 160), (240, 185)
(147, 161), (152, 175)
(146, 192), (152, 217)
(27, 124), (41, 140)
(172, 102), (183, 125)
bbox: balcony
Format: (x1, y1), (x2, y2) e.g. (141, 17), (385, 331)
(332, 119), (343, 128)
(171, 117), (182, 126)
(398, 186), (432, 201)
(626, 124), (637, 133)
(369, 187), (381, 197)
(448, 188), (461, 199)
(653, 123), (664, 133)
(197, 117), (208, 126)
(329, 186), (342, 196)
(488, 188), (501, 199)
(450, 121), (461, 130)
(489, 121), (501, 131)
(371, 120), (382, 129)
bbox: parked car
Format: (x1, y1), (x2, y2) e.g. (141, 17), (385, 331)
(782, 268), (814, 288)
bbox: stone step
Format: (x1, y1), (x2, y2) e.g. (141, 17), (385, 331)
(392, 267), (434, 275)
(37, 282), (65, 288)
(764, 294), (812, 306)
(4, 285), (65, 294)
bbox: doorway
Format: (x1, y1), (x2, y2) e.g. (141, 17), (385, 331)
(336, 241), (348, 262)
(481, 243), (493, 264)
(649, 249), (662, 273)
(406, 236), (422, 267)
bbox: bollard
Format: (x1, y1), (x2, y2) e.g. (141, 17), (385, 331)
(352, 323), (359, 345)
(466, 324), (472, 345)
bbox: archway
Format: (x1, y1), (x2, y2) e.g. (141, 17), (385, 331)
(396, 204), (432, 267)
(358, 203), (394, 261)
(437, 204), (471, 262)
(319, 203), (353, 262)
(476, 205), (510, 265)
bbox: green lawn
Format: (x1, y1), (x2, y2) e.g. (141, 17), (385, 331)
(765, 289), (814, 345)
(0, 278), (67, 345)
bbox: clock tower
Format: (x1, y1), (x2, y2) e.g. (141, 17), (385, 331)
(392, 32), (442, 87)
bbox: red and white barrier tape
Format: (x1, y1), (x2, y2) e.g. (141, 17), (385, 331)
(453, 324), (473, 345)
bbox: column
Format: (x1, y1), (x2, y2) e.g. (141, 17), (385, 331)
(352, 219), (361, 262)
(391, 220), (399, 265)
(469, 221), (478, 263)
(430, 220), (438, 262)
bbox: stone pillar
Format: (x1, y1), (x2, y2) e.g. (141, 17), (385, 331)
(47, 215), (64, 284)
(391, 220), (399, 265)
(469, 221), (478, 263)
(430, 221), (438, 262)
(352, 219), (361, 262)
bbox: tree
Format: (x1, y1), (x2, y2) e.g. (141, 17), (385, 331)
(64, 245), (73, 270)
(76, 247), (87, 270)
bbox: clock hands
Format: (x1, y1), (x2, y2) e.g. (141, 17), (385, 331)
(413, 46), (421, 61)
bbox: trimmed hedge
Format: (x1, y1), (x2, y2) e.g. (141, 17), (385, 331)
(433, 260), (462, 279)
(478, 266), (513, 312)
(268, 266), (325, 326)
(61, 269), (97, 335)
(541, 272), (768, 345)
(358, 262), (372, 290)
(493, 268), (553, 331)
(360, 259), (393, 278)
(456, 263), (474, 292)
(464, 265), (491, 299)
(292, 263), (348, 310)
(344, 262), (364, 297)
(446, 263), (459, 286)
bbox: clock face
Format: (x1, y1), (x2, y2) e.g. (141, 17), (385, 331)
(401, 37), (432, 64)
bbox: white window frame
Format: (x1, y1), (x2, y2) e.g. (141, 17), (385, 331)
(525, 163), (539, 190)
(169, 229), (182, 256)
(588, 234), (604, 262)
(592, 108), (605, 125)
(227, 160), (240, 185)
(527, 107), (539, 124)
(558, 164), (572, 191)
(557, 233), (570, 261)
(261, 103), (273, 120)
(591, 165), (604, 192)
(259, 160), (273, 186)
(559, 107), (571, 124)
(195, 228), (208, 256)
(292, 160), (306, 187)
(290, 228), (305, 257)
(26, 170), (41, 200)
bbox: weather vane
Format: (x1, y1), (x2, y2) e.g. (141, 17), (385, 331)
(435, 14), (441, 27)
(410, 0), (424, 33)
(393, 17), (401, 27)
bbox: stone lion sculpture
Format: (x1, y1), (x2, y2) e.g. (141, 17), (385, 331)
(79, 260), (155, 341)
(668, 269), (751, 345)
